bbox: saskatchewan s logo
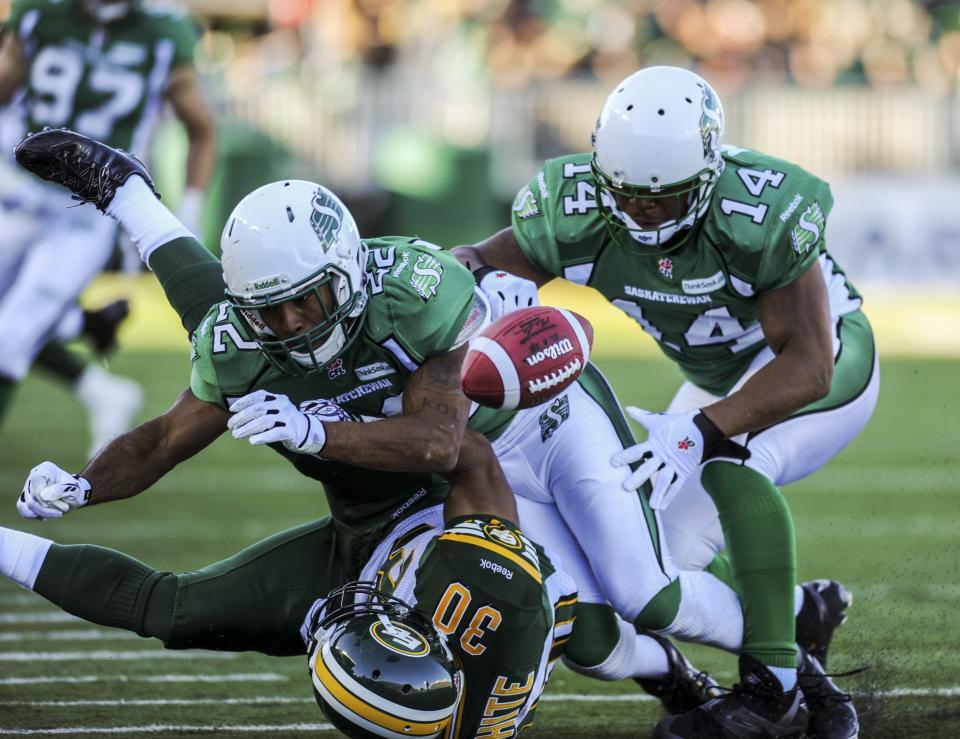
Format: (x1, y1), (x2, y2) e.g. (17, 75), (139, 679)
(790, 202), (826, 255)
(310, 190), (344, 252)
(369, 618), (430, 657)
(410, 254), (444, 301)
(697, 82), (723, 162)
(512, 186), (540, 220)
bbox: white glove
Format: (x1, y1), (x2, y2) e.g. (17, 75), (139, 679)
(228, 391), (352, 455)
(611, 408), (748, 511)
(18, 461), (91, 520)
(474, 267), (539, 321)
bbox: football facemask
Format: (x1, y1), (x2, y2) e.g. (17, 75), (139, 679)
(306, 582), (463, 739)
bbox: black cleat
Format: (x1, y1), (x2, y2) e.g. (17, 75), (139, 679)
(82, 299), (130, 355)
(797, 579), (852, 668)
(635, 632), (723, 714)
(798, 648), (859, 739)
(654, 655), (809, 739)
(14, 128), (158, 212)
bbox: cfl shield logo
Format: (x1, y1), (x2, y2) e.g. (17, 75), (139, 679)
(677, 436), (697, 452)
(539, 395), (570, 441)
(327, 358), (345, 379)
(310, 189), (344, 252)
(658, 258), (673, 279)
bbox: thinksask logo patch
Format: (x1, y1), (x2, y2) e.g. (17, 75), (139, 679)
(790, 201), (826, 255)
(682, 271), (726, 295)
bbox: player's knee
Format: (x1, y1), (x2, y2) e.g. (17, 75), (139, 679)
(600, 571), (675, 624)
(562, 602), (620, 670)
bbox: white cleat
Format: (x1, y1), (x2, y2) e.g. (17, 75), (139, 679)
(75, 365), (143, 458)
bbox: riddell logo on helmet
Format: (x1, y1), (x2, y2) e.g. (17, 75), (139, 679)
(525, 338), (574, 367)
(252, 276), (282, 291)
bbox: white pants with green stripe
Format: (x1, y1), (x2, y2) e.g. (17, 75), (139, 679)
(663, 309), (880, 571)
(493, 378), (676, 623)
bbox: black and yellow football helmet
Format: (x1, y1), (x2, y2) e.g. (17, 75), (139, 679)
(305, 582), (463, 739)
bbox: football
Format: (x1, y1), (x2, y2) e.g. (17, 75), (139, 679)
(460, 306), (594, 410)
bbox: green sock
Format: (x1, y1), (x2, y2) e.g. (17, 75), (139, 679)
(35, 341), (87, 385)
(564, 602), (622, 668)
(32, 544), (174, 640)
(148, 237), (226, 335)
(635, 578), (681, 631)
(0, 374), (16, 426)
(701, 462), (797, 669)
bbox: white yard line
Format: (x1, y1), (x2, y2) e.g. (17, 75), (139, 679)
(0, 724), (335, 735)
(0, 629), (140, 641)
(0, 650), (238, 661)
(0, 674), (288, 686)
(0, 613), (82, 624)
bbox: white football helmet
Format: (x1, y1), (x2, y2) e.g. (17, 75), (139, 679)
(80, 0), (140, 23)
(221, 180), (369, 375)
(591, 66), (725, 253)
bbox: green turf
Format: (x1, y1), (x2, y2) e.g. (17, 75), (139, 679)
(0, 353), (957, 738)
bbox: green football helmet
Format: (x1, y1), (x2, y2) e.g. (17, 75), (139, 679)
(79, 0), (141, 23)
(221, 181), (369, 376)
(305, 582), (463, 739)
(591, 66), (725, 254)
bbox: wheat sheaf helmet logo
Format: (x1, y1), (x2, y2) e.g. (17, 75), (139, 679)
(369, 618), (430, 657)
(697, 82), (723, 163)
(310, 190), (344, 253)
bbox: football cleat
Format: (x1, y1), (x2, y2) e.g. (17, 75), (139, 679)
(797, 579), (852, 668)
(798, 648), (859, 739)
(14, 128), (157, 213)
(654, 655), (809, 739)
(82, 299), (130, 355)
(635, 632), (723, 715)
(76, 365), (143, 458)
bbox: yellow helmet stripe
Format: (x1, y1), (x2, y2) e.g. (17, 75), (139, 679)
(313, 652), (451, 737)
(437, 533), (542, 584)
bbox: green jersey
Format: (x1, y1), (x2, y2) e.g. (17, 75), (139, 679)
(512, 148), (863, 396)
(7, 0), (197, 153)
(360, 505), (577, 738)
(190, 237), (511, 536)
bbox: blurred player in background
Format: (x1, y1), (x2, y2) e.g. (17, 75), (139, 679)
(0, 0), (216, 455)
(457, 66), (877, 739)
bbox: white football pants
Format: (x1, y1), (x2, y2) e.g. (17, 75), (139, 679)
(661, 310), (880, 571)
(494, 368), (676, 622)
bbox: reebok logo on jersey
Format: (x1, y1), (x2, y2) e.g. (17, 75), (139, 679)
(355, 362), (395, 381)
(479, 558), (514, 580)
(779, 193), (804, 222)
(682, 272), (726, 295)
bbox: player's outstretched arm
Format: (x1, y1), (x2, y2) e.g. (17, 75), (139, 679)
(442, 430), (519, 523)
(453, 228), (552, 320)
(0, 33), (26, 105)
(18, 389), (229, 519)
(702, 262), (834, 437)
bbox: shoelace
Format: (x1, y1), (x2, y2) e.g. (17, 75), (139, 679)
(798, 665), (870, 705)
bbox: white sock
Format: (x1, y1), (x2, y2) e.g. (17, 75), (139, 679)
(768, 665), (797, 691)
(795, 584), (804, 617)
(562, 618), (670, 680)
(105, 177), (192, 267)
(54, 306), (84, 342)
(0, 526), (53, 590)
(661, 570), (744, 652)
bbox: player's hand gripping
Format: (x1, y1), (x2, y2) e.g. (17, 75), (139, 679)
(228, 390), (353, 456)
(612, 408), (749, 510)
(473, 267), (539, 321)
(18, 461), (91, 519)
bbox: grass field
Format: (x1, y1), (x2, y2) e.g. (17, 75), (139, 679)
(0, 352), (957, 738)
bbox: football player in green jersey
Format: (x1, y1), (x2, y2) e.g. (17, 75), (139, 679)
(455, 66), (875, 738)
(0, 0), (215, 454)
